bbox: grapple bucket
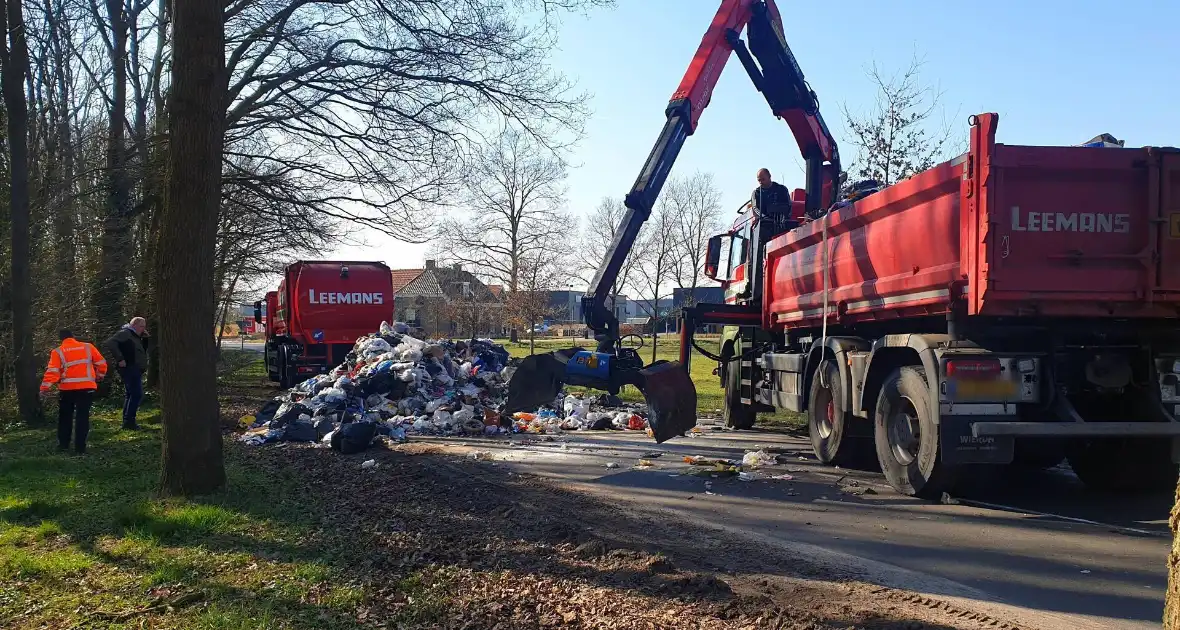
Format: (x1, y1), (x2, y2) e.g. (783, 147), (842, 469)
(640, 361), (698, 443)
(502, 349), (579, 417)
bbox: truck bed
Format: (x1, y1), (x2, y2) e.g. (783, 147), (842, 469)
(764, 113), (1180, 330)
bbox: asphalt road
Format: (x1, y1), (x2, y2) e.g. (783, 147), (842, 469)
(411, 422), (1171, 630)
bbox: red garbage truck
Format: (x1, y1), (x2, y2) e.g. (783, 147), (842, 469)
(694, 114), (1180, 498)
(255, 261), (395, 388)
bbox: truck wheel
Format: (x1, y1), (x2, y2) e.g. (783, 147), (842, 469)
(1066, 438), (1178, 493)
(808, 360), (861, 465)
(278, 346), (295, 390)
(723, 360), (756, 430)
(873, 366), (957, 499)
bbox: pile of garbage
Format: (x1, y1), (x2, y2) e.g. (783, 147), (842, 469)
(239, 322), (652, 454)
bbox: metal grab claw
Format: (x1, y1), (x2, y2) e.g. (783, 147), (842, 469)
(502, 350), (697, 443)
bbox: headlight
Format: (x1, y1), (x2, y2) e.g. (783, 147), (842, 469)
(1016, 358), (1036, 373)
(1173, 359), (1180, 374)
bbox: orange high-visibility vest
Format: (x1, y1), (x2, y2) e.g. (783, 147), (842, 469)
(41, 338), (108, 392)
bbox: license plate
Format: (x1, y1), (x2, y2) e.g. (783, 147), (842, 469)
(950, 378), (1017, 401)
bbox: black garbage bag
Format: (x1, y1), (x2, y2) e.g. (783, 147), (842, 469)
(589, 415), (615, 430)
(422, 360), (443, 377)
(284, 419), (317, 442)
(313, 417), (336, 439)
(331, 421), (377, 454)
(256, 399), (283, 425)
(358, 372), (406, 399)
(380, 333), (403, 348)
(274, 402), (311, 427)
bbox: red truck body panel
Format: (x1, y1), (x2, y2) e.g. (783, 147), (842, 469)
(763, 114), (1180, 330)
(269, 261), (394, 345)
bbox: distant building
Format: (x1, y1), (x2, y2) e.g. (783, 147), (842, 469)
(545, 290), (631, 324)
(390, 268), (424, 296)
(394, 260), (503, 337)
(672, 286), (724, 308)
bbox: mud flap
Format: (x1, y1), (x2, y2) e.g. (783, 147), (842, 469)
(939, 415), (1015, 465)
(641, 361), (698, 443)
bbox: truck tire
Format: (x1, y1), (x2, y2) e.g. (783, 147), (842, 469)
(723, 360), (756, 430)
(278, 346), (295, 390)
(873, 366), (957, 499)
(1066, 438), (1178, 493)
(808, 360), (861, 465)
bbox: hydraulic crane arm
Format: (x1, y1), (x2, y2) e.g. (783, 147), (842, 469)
(583, 0), (840, 350)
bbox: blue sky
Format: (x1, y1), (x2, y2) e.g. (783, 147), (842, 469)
(333, 0), (1179, 272)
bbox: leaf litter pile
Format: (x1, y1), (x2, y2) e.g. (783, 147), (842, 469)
(240, 442), (1028, 630)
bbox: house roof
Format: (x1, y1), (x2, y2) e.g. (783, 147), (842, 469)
(391, 269), (424, 294)
(397, 267), (502, 302)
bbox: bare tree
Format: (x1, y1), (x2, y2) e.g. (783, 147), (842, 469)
(221, 0), (598, 240)
(634, 199), (679, 363)
(576, 196), (646, 315)
(2, 0), (41, 424)
(841, 55), (959, 187)
(666, 171), (722, 306)
(436, 126), (570, 290)
(156, 0), (226, 495)
(505, 238), (568, 354)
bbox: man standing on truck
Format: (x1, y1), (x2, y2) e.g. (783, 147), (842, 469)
(752, 168), (797, 236)
(104, 317), (149, 430)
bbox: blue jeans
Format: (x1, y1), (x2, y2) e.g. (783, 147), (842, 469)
(121, 367), (143, 428)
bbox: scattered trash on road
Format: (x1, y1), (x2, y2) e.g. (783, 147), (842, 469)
(361, 459), (378, 469)
(741, 450), (777, 468)
(605, 462), (620, 469)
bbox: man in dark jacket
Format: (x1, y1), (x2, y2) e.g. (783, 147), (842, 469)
(751, 168), (797, 237)
(105, 317), (149, 430)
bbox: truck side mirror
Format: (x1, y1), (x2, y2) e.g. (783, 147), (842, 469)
(253, 300), (263, 323)
(704, 235), (724, 281)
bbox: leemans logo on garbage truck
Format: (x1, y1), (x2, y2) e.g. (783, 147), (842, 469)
(1010, 206), (1130, 234)
(307, 289), (385, 305)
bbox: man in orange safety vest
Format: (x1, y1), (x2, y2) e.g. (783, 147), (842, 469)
(41, 329), (108, 454)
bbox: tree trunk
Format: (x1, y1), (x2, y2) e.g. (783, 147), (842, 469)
(94, 0), (133, 336)
(1167, 478), (1180, 628)
(156, 0), (226, 495)
(2, 0), (42, 425)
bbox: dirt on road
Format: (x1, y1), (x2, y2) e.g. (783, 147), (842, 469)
(246, 439), (1031, 630)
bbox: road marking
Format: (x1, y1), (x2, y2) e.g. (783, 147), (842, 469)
(949, 497), (1165, 538)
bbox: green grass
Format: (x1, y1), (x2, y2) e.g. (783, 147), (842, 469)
(497, 336), (804, 428)
(0, 353), (381, 629)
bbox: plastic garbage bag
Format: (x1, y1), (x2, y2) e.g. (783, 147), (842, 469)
(361, 338), (393, 360)
(412, 417), (433, 432)
(425, 398), (448, 414)
(256, 399), (282, 425)
(274, 402), (311, 427)
(741, 450), (777, 468)
(612, 411), (631, 429)
(318, 388), (347, 404)
(432, 410), (454, 432)
(460, 383), (482, 397)
(313, 417), (337, 439)
(379, 321), (394, 336)
(284, 417), (317, 442)
(332, 421), (378, 454)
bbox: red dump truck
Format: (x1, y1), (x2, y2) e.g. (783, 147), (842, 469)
(254, 261), (394, 388)
(696, 114), (1180, 498)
